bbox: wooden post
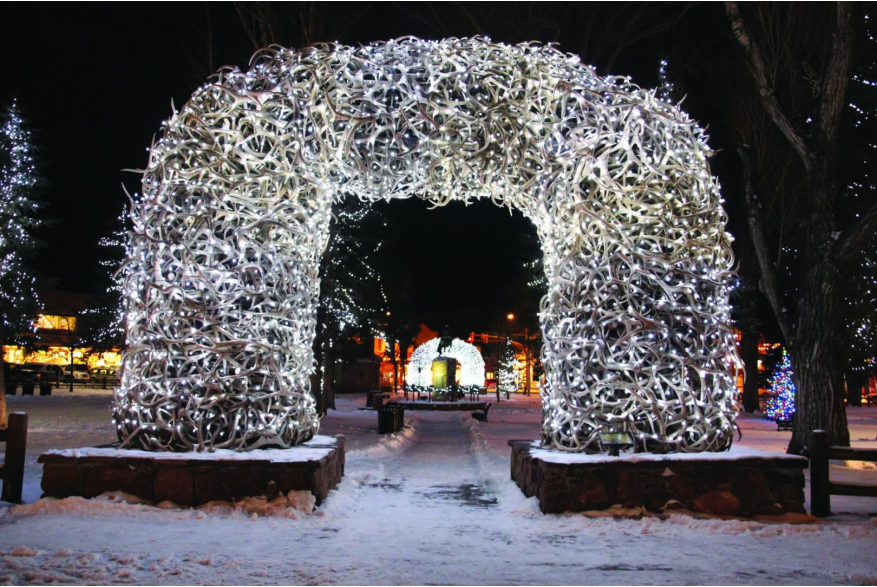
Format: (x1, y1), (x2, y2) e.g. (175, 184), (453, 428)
(809, 429), (830, 517)
(1, 412), (28, 503)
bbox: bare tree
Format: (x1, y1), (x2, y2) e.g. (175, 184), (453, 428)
(233, 2), (373, 52)
(725, 2), (876, 452)
(396, 2), (698, 74)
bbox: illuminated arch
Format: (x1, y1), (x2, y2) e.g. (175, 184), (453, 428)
(408, 338), (486, 387)
(114, 37), (738, 453)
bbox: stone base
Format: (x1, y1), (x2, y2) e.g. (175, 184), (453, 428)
(393, 401), (489, 411)
(509, 440), (807, 517)
(39, 435), (345, 507)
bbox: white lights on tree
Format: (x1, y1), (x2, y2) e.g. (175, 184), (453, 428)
(408, 338), (486, 387)
(115, 37), (738, 453)
(497, 340), (519, 395)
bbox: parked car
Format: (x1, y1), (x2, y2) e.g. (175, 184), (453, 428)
(60, 370), (90, 384)
(12, 364), (63, 384)
(88, 367), (119, 386)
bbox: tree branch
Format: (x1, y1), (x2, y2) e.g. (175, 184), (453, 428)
(725, 1), (814, 172)
(836, 201), (877, 265)
(234, 3), (261, 52)
(456, 2), (488, 36)
(818, 2), (859, 151)
(738, 145), (795, 343)
(621, 3), (700, 50)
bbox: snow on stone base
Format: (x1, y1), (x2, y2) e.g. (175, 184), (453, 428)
(526, 442), (807, 465)
(38, 435), (346, 506)
(510, 440), (807, 516)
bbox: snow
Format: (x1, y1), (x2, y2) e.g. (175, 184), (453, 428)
(46, 435), (340, 462)
(529, 442), (807, 465)
(1, 391), (876, 585)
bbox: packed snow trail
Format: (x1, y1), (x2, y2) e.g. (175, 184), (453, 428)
(1, 394), (876, 585)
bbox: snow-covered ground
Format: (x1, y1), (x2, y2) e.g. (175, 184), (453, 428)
(1, 391), (876, 585)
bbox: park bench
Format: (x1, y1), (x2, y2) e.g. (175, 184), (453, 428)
(472, 403), (491, 422)
(366, 390), (390, 408)
(776, 415), (794, 431)
(809, 430), (877, 516)
(0, 412), (28, 503)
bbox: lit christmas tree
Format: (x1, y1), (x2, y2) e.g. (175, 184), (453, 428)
(765, 349), (796, 422)
(80, 204), (130, 353)
(497, 339), (518, 397)
(313, 197), (388, 411)
(0, 101), (44, 425)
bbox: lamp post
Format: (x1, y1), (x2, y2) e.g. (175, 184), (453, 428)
(506, 313), (517, 397)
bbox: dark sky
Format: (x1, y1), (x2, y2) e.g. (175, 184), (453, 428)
(2, 4), (210, 291)
(2, 3), (743, 335)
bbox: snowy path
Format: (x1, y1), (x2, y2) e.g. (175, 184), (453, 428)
(1, 395), (876, 585)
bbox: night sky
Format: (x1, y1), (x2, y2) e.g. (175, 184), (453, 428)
(2, 3), (751, 335)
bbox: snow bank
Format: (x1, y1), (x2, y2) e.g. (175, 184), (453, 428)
(347, 414), (419, 460)
(8, 489), (320, 521)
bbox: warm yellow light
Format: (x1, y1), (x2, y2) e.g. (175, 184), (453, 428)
(34, 314), (76, 331)
(506, 313), (515, 321)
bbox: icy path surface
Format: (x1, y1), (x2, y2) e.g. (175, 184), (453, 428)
(0, 393), (876, 585)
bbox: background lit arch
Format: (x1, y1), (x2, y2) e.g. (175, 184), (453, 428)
(115, 37), (738, 453)
(408, 338), (486, 387)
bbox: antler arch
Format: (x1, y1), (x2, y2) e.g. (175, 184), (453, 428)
(114, 37), (738, 452)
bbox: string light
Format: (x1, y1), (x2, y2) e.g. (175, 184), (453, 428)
(497, 340), (519, 395)
(408, 337), (485, 387)
(764, 349), (796, 422)
(115, 37), (738, 453)
(0, 101), (42, 339)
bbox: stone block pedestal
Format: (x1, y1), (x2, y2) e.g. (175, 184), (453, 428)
(509, 440), (807, 516)
(39, 435), (345, 506)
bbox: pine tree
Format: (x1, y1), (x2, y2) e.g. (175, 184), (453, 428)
(765, 349), (796, 422)
(0, 101), (44, 426)
(313, 198), (388, 412)
(80, 205), (129, 354)
(497, 339), (518, 398)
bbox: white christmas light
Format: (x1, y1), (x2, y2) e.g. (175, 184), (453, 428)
(408, 338), (486, 387)
(115, 37), (738, 453)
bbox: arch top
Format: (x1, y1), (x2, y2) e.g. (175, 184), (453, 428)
(171, 36), (718, 212)
(117, 36), (737, 453)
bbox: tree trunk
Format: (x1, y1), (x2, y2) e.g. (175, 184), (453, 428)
(788, 258), (850, 452)
(0, 356), (7, 428)
(322, 334), (336, 413)
(68, 342), (74, 393)
(846, 369), (863, 407)
(312, 307), (326, 417)
(741, 328), (760, 413)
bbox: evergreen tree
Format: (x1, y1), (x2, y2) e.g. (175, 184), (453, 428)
(313, 198), (388, 412)
(497, 339), (518, 398)
(765, 349), (796, 422)
(0, 101), (44, 426)
(80, 205), (129, 354)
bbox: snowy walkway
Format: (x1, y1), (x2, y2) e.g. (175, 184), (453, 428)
(1, 394), (876, 585)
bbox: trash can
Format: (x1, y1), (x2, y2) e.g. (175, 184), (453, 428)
(39, 382), (52, 396)
(377, 404), (405, 434)
(21, 382), (35, 396)
(5, 383), (16, 396)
